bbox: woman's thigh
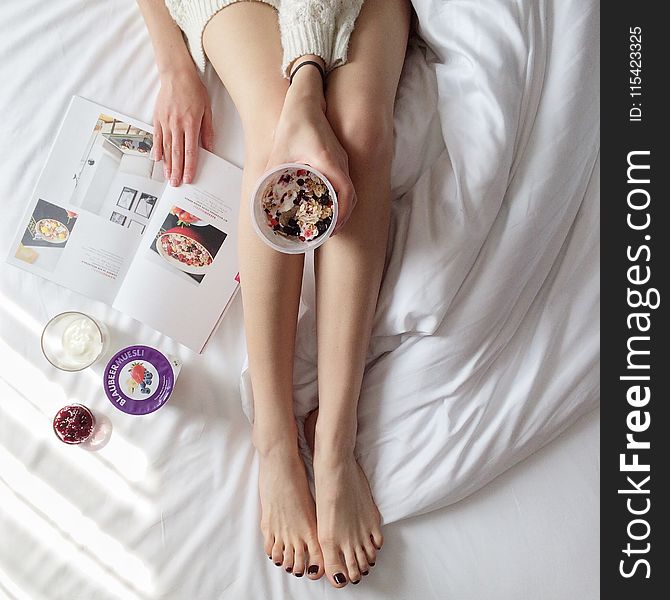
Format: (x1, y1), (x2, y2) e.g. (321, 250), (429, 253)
(203, 1), (287, 154)
(325, 0), (411, 162)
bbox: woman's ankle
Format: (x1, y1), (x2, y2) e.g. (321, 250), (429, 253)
(312, 425), (357, 464)
(252, 419), (300, 457)
(314, 411), (358, 460)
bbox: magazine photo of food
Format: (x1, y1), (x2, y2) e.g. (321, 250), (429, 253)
(14, 199), (78, 272)
(149, 206), (227, 283)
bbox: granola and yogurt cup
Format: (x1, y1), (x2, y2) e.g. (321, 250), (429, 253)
(250, 163), (338, 254)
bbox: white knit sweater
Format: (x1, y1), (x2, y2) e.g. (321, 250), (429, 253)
(164, 0), (364, 78)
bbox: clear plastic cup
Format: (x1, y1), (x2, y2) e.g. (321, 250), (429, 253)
(41, 311), (107, 371)
(250, 163), (338, 254)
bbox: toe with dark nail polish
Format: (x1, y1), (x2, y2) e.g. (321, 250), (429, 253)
(274, 562), (282, 566)
(334, 572), (346, 585)
(308, 565), (319, 575)
(362, 571), (369, 576)
(286, 566), (292, 573)
(368, 562), (375, 567)
(352, 579), (360, 585)
(294, 572), (303, 577)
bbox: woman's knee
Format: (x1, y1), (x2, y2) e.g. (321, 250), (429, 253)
(326, 100), (394, 171)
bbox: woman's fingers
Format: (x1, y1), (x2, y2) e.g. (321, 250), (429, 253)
(152, 121), (163, 162)
(158, 114), (209, 186)
(334, 187), (357, 235)
(170, 127), (185, 186)
(183, 123), (199, 184)
(162, 128), (172, 181)
(325, 166), (356, 235)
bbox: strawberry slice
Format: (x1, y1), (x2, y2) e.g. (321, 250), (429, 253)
(129, 362), (146, 384)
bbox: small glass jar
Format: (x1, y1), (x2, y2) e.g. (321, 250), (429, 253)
(53, 404), (96, 445)
(41, 311), (106, 371)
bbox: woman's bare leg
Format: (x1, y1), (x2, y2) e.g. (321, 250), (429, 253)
(203, 3), (324, 580)
(312, 0), (411, 588)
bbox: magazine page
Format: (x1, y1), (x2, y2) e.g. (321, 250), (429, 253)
(6, 96), (165, 304)
(112, 148), (242, 353)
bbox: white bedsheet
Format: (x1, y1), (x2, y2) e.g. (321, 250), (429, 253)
(0, 0), (599, 598)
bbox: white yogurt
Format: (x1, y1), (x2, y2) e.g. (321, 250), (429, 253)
(41, 312), (105, 371)
(61, 317), (103, 367)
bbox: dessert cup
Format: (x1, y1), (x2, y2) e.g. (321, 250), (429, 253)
(250, 163), (338, 254)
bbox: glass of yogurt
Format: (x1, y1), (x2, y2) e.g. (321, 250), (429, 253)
(41, 311), (107, 371)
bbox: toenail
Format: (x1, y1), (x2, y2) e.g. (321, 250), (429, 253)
(275, 562), (282, 566)
(308, 565), (319, 575)
(294, 572), (303, 577)
(286, 566), (292, 572)
(352, 579), (360, 585)
(268, 556), (272, 560)
(368, 562), (375, 566)
(334, 573), (346, 584)
(362, 571), (369, 576)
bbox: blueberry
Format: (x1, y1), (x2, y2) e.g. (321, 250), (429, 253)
(296, 178), (304, 186)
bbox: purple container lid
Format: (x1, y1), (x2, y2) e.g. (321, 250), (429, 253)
(104, 345), (175, 415)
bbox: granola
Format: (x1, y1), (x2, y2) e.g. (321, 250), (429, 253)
(261, 168), (334, 242)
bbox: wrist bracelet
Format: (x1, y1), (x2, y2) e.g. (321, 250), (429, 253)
(289, 60), (326, 88)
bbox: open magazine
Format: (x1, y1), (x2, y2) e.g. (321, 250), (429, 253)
(7, 96), (243, 353)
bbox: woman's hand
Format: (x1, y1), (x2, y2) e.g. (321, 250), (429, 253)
(267, 59), (356, 235)
(152, 67), (214, 186)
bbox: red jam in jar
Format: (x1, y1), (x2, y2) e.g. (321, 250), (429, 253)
(53, 404), (95, 444)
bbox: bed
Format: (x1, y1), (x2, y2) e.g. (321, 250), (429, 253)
(0, 0), (599, 598)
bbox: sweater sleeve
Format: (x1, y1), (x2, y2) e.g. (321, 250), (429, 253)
(278, 0), (365, 78)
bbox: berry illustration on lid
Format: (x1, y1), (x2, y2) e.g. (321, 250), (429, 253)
(104, 345), (178, 415)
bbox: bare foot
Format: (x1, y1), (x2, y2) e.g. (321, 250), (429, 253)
(311, 415), (383, 588)
(256, 437), (325, 580)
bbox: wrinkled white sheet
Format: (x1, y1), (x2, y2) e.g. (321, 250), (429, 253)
(0, 0), (598, 598)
